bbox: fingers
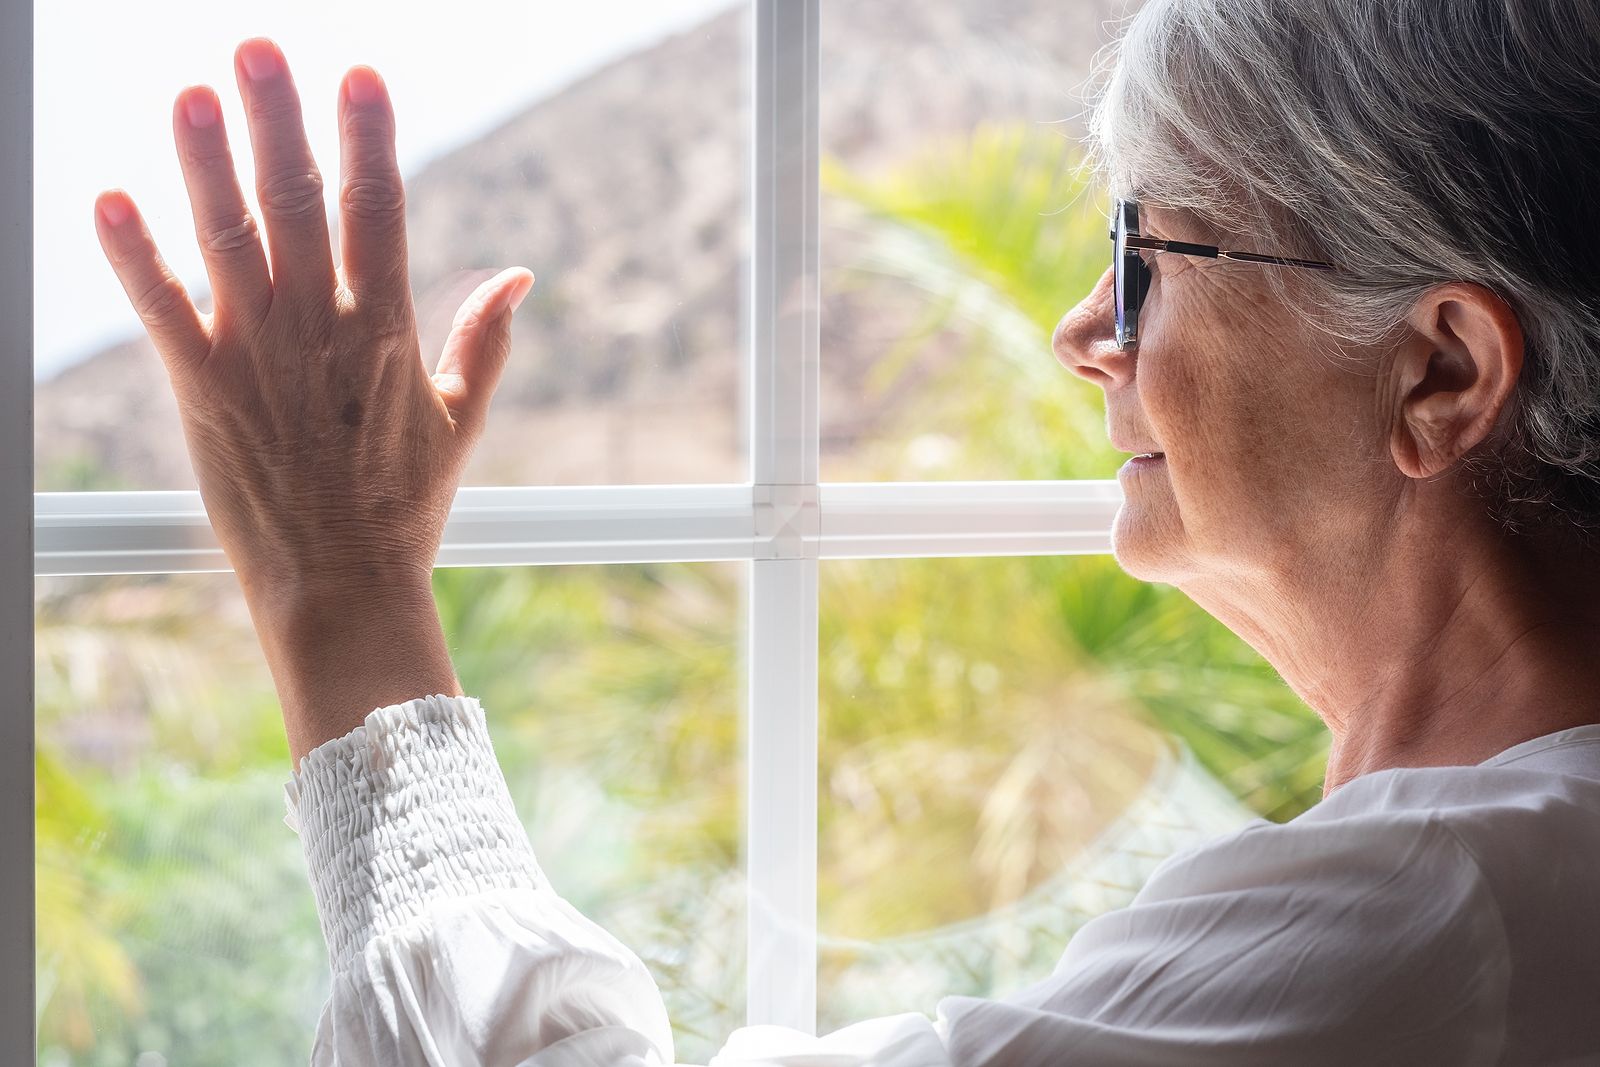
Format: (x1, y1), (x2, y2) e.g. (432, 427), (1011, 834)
(432, 269), (535, 438)
(337, 66), (413, 318)
(234, 38), (338, 310)
(172, 86), (273, 327)
(94, 191), (210, 378)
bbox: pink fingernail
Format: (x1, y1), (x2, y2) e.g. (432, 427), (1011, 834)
(346, 66), (381, 105)
(508, 276), (534, 313)
(99, 196), (131, 227)
(184, 91), (218, 129)
(240, 40), (281, 81)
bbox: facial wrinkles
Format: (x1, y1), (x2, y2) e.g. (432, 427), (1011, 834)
(1163, 232), (1362, 603)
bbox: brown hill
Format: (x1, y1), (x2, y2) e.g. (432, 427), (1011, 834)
(36, 0), (1125, 491)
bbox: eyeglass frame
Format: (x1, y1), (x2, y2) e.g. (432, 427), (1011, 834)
(1111, 198), (1337, 349)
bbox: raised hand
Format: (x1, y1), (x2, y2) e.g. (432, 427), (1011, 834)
(93, 37), (533, 613)
(93, 37), (532, 761)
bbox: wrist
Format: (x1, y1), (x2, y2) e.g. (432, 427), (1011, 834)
(246, 574), (461, 765)
(238, 558), (438, 621)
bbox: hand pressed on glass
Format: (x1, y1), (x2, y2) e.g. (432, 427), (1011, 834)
(92, 37), (532, 761)
(92, 37), (533, 607)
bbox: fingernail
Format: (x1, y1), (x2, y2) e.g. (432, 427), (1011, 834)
(184, 90), (218, 129)
(346, 66), (382, 105)
(507, 275), (534, 313)
(98, 195), (131, 227)
(239, 40), (281, 82)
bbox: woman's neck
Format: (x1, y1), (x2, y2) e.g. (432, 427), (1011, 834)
(1189, 514), (1600, 798)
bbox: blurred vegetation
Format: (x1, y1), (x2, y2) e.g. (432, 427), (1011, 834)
(38, 452), (136, 493)
(35, 124), (1327, 1065)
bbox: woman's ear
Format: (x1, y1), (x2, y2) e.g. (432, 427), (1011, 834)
(1389, 282), (1524, 480)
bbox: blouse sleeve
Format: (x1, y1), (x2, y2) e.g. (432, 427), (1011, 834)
(284, 694), (1510, 1067)
(283, 693), (675, 1067)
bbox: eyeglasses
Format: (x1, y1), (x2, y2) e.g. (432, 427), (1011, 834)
(1111, 198), (1337, 349)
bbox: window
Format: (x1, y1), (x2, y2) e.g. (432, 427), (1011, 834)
(14, 2), (1328, 1063)
(37, 566), (744, 1063)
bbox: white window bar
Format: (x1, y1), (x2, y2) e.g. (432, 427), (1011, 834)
(747, 0), (821, 1031)
(34, 481), (1124, 576)
(1, 0), (32, 1058)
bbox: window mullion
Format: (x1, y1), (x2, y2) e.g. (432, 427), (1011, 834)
(33, 482), (1123, 575)
(745, 0), (821, 1033)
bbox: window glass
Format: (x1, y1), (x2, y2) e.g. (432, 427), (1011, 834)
(36, 562), (743, 1065)
(819, 0), (1128, 482)
(34, 0), (749, 491)
(816, 554), (1327, 1027)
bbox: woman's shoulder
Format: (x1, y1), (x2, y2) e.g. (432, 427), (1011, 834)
(1279, 746), (1600, 1058)
(1306, 746), (1600, 848)
(1041, 767), (1516, 1060)
(1130, 751), (1600, 937)
(1233, 749), (1600, 904)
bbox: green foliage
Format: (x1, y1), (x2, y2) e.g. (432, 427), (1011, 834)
(36, 746), (140, 1056)
(822, 122), (1124, 481)
(432, 562), (742, 883)
(37, 451), (134, 493)
(818, 554), (1157, 941)
(42, 771), (329, 1067)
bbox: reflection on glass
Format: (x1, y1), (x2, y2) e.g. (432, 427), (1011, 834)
(36, 562), (743, 1065)
(817, 554), (1325, 1028)
(34, 0), (748, 491)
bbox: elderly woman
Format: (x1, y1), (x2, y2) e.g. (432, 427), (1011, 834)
(92, 0), (1600, 1062)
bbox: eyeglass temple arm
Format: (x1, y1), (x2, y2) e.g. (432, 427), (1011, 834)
(1125, 234), (1335, 272)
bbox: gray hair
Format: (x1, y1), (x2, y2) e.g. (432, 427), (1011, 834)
(1086, 0), (1600, 546)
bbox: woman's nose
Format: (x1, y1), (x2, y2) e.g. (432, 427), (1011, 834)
(1053, 266), (1132, 390)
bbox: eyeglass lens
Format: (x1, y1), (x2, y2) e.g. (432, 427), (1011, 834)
(1113, 198), (1152, 348)
(1112, 200), (1151, 349)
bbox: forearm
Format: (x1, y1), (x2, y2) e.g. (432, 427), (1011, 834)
(248, 575), (462, 765)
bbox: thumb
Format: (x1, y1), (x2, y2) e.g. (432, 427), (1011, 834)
(431, 267), (535, 438)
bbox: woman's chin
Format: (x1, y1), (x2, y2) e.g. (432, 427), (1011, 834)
(1109, 506), (1179, 583)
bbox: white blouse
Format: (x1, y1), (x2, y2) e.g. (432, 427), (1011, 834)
(282, 693), (1600, 1066)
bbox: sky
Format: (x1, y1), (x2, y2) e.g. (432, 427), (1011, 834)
(33, 0), (739, 382)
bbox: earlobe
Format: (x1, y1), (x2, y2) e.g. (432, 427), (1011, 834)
(1389, 283), (1524, 481)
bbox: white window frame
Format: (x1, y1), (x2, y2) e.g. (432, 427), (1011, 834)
(10, 0), (1123, 1051)
(3, 0), (33, 1058)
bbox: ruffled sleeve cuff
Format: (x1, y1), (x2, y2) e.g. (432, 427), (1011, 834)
(282, 693), (546, 976)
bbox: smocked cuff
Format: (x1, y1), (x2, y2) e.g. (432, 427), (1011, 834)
(282, 693), (546, 976)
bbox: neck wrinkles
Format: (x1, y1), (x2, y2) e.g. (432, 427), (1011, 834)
(1184, 515), (1600, 798)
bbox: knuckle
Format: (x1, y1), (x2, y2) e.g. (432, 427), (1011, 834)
(198, 212), (262, 255)
(339, 178), (405, 221)
(361, 298), (414, 339)
(452, 293), (497, 333)
(247, 91), (303, 128)
(345, 120), (397, 158)
(452, 305), (487, 335)
(259, 169), (325, 219)
(185, 143), (237, 177)
(136, 273), (191, 324)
